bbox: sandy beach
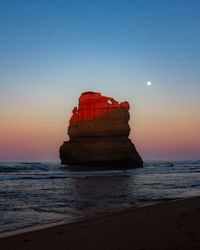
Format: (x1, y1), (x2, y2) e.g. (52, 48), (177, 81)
(0, 197), (200, 250)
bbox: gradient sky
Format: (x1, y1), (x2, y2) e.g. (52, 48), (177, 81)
(0, 0), (200, 161)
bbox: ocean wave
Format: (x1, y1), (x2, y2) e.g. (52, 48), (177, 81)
(0, 166), (46, 172)
(0, 162), (59, 172)
(0, 172), (131, 181)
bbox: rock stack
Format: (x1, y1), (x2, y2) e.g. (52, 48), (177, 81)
(60, 92), (143, 167)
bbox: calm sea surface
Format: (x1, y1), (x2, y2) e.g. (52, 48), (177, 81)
(0, 160), (200, 233)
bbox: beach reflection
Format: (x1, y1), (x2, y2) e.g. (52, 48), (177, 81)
(70, 174), (132, 216)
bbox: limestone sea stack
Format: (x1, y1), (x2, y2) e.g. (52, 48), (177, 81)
(60, 92), (143, 167)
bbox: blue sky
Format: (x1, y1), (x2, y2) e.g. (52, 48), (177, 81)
(0, 0), (200, 160)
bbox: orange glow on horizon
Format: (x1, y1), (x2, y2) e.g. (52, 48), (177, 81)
(0, 92), (199, 160)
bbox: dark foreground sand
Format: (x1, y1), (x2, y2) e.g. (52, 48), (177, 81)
(1, 197), (200, 250)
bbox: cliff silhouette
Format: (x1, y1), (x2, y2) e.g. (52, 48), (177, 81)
(60, 92), (143, 167)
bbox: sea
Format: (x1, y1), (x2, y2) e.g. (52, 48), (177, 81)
(0, 160), (200, 234)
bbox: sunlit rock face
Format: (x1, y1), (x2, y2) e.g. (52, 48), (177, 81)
(60, 92), (143, 167)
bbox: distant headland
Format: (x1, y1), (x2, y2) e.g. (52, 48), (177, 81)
(60, 91), (143, 167)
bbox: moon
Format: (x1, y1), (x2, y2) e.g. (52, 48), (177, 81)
(147, 81), (152, 86)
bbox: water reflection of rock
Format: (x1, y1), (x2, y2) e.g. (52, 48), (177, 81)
(69, 174), (133, 217)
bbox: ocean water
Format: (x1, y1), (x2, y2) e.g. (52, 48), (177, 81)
(0, 160), (200, 233)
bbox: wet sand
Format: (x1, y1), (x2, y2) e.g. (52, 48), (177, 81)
(1, 197), (200, 250)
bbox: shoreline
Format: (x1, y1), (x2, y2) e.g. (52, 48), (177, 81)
(0, 198), (176, 239)
(1, 196), (200, 249)
(0, 202), (158, 239)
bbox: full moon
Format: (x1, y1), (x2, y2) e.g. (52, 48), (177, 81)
(147, 81), (152, 86)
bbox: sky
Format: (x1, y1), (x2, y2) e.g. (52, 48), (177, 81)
(0, 0), (200, 161)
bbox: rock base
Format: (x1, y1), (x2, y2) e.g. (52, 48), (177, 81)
(60, 137), (142, 167)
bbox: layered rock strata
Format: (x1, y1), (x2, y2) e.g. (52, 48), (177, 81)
(60, 92), (143, 167)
